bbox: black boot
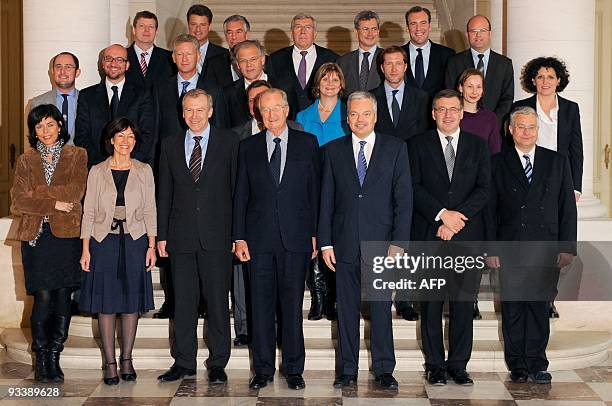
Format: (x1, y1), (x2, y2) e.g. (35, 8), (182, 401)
(48, 315), (70, 382)
(307, 258), (328, 320)
(31, 320), (50, 383)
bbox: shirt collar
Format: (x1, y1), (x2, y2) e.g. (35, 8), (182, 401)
(384, 80), (405, 94)
(470, 47), (491, 59)
(187, 124), (210, 141)
(358, 44), (378, 55)
(293, 44), (316, 55)
(536, 94), (559, 119)
(409, 40), (431, 52)
(56, 88), (77, 98)
(266, 125), (289, 142)
(105, 77), (125, 91)
(133, 43), (153, 56)
(437, 127), (460, 142)
(351, 131), (376, 145)
(515, 145), (536, 162)
(178, 72), (198, 84)
(244, 72), (268, 88)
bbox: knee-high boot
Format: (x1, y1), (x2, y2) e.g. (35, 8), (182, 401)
(307, 257), (328, 320)
(31, 319), (50, 383)
(48, 315), (70, 382)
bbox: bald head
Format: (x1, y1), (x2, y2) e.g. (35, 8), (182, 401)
(103, 44), (130, 82)
(466, 15), (492, 53)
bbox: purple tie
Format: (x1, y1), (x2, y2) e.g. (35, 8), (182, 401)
(298, 50), (308, 89)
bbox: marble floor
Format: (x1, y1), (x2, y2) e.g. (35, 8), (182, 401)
(1, 349), (612, 405)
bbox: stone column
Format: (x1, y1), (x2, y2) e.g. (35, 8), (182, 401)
(507, 0), (608, 218)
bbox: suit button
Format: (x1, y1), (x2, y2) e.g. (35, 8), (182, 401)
(358, 194), (363, 198)
(513, 188), (517, 192)
(448, 191), (453, 195)
(521, 223), (526, 227)
(196, 188), (200, 192)
(521, 205), (526, 209)
(196, 207), (200, 212)
(540, 206), (544, 210)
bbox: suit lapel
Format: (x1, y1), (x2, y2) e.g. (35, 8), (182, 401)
(361, 133), (383, 190)
(146, 46), (160, 79)
(341, 135), (361, 189)
(397, 85), (413, 129)
(118, 83), (136, 115)
(504, 148), (530, 191)
(424, 131), (451, 184)
(199, 127), (219, 183)
(484, 52), (498, 89)
(350, 51), (360, 89)
(171, 133), (193, 182)
(375, 88), (394, 128)
(95, 83), (111, 119)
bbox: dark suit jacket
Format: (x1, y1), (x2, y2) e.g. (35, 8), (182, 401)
(201, 52), (275, 89)
(511, 95), (583, 192)
(318, 133), (413, 263)
(487, 146), (577, 253)
(372, 83), (429, 140)
(157, 126), (239, 252)
(336, 47), (383, 95)
(408, 129), (491, 241)
(200, 42), (229, 78)
(126, 44), (177, 91)
(268, 44), (339, 113)
(402, 40), (455, 101)
(74, 80), (154, 167)
(445, 49), (514, 123)
(233, 128), (320, 253)
(231, 119), (303, 141)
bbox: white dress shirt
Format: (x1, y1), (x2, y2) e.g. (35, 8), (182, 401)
(408, 40), (431, 78)
(358, 45), (378, 74)
(133, 43), (153, 67)
(435, 127), (461, 221)
(292, 44), (317, 82)
(516, 145), (536, 171)
(105, 78), (126, 103)
(535, 95), (559, 152)
(244, 72), (268, 89)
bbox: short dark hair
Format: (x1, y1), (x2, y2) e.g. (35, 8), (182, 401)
(379, 45), (408, 65)
(405, 6), (431, 24)
(246, 80), (272, 95)
(520, 56), (570, 94)
(354, 10), (380, 29)
(187, 4), (213, 24)
(133, 10), (158, 29)
(27, 104), (70, 148)
(52, 52), (79, 70)
(457, 68), (485, 108)
(101, 117), (142, 158)
(433, 89), (464, 109)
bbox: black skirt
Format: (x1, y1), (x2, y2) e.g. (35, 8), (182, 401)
(20, 222), (81, 295)
(79, 233), (154, 314)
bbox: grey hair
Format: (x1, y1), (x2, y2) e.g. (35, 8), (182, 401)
(223, 14), (250, 33)
(347, 91), (377, 110)
(173, 33), (200, 53)
(509, 106), (538, 126)
(354, 10), (380, 29)
(231, 39), (266, 65)
(291, 13), (317, 30)
(182, 88), (213, 109)
(257, 88), (289, 109)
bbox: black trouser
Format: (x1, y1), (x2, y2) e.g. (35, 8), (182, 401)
(171, 249), (232, 370)
(249, 249), (310, 376)
(336, 259), (395, 376)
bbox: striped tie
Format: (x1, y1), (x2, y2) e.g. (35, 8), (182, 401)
(140, 52), (148, 77)
(189, 136), (203, 182)
(444, 136), (455, 181)
(523, 154), (533, 183)
(357, 140), (367, 186)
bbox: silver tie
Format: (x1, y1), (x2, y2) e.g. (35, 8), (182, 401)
(444, 136), (455, 181)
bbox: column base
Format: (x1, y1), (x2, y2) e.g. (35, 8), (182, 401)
(578, 195), (609, 219)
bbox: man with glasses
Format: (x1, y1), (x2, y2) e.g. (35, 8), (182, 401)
(233, 88), (320, 390)
(269, 13), (338, 113)
(407, 89), (491, 386)
(445, 15), (514, 124)
(74, 44), (153, 167)
(28, 52), (81, 145)
(336, 10), (384, 96)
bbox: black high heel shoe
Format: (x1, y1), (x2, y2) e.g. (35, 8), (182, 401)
(104, 361), (119, 385)
(120, 357), (137, 381)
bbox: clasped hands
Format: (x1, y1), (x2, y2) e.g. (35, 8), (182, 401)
(436, 210), (468, 241)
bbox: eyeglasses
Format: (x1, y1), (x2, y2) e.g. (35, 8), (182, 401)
(260, 105), (287, 114)
(293, 24), (314, 32)
(358, 27), (379, 33)
(467, 28), (490, 34)
(237, 56), (262, 65)
(103, 56), (128, 64)
(514, 125), (537, 131)
(54, 64), (76, 71)
(434, 107), (462, 114)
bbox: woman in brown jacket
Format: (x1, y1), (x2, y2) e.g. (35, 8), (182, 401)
(79, 117), (156, 385)
(10, 104), (88, 383)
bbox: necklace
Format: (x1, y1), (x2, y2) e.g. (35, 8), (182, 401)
(318, 101), (334, 113)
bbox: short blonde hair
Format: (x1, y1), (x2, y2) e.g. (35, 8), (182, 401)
(182, 88), (213, 109)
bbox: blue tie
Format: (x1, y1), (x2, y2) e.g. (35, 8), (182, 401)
(524, 154), (533, 183)
(357, 140), (367, 187)
(270, 137), (282, 186)
(180, 81), (190, 97)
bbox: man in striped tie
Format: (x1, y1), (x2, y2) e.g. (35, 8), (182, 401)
(486, 106), (577, 385)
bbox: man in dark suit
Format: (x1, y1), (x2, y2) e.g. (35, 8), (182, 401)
(319, 91), (412, 389)
(187, 4), (228, 76)
(156, 89), (239, 383)
(336, 10), (383, 96)
(445, 15), (514, 124)
(234, 88), (320, 391)
(408, 89), (491, 386)
(201, 14), (250, 89)
(486, 106), (576, 385)
(269, 13), (338, 113)
(372, 46), (429, 142)
(126, 10), (176, 91)
(74, 44), (153, 167)
(402, 6), (454, 103)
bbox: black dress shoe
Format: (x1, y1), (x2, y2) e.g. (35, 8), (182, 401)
(473, 301), (482, 320)
(104, 362), (119, 386)
(510, 369), (528, 383)
(153, 306), (173, 319)
(157, 365), (196, 382)
(249, 373), (273, 389)
(401, 305), (419, 321)
(549, 302), (559, 318)
(427, 368), (447, 386)
(233, 334), (249, 347)
(333, 374), (357, 388)
(375, 373), (398, 389)
(120, 357), (137, 381)
(208, 366), (227, 384)
(448, 369), (473, 386)
(286, 374), (305, 390)
(529, 371), (552, 384)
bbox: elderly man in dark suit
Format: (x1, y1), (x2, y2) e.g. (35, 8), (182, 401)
(269, 13), (338, 113)
(336, 10), (383, 96)
(486, 106), (577, 385)
(401, 6), (454, 104)
(445, 15), (514, 124)
(156, 88), (239, 383)
(126, 11), (176, 92)
(234, 88), (320, 391)
(408, 89), (491, 386)
(74, 44), (153, 167)
(319, 91), (412, 389)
